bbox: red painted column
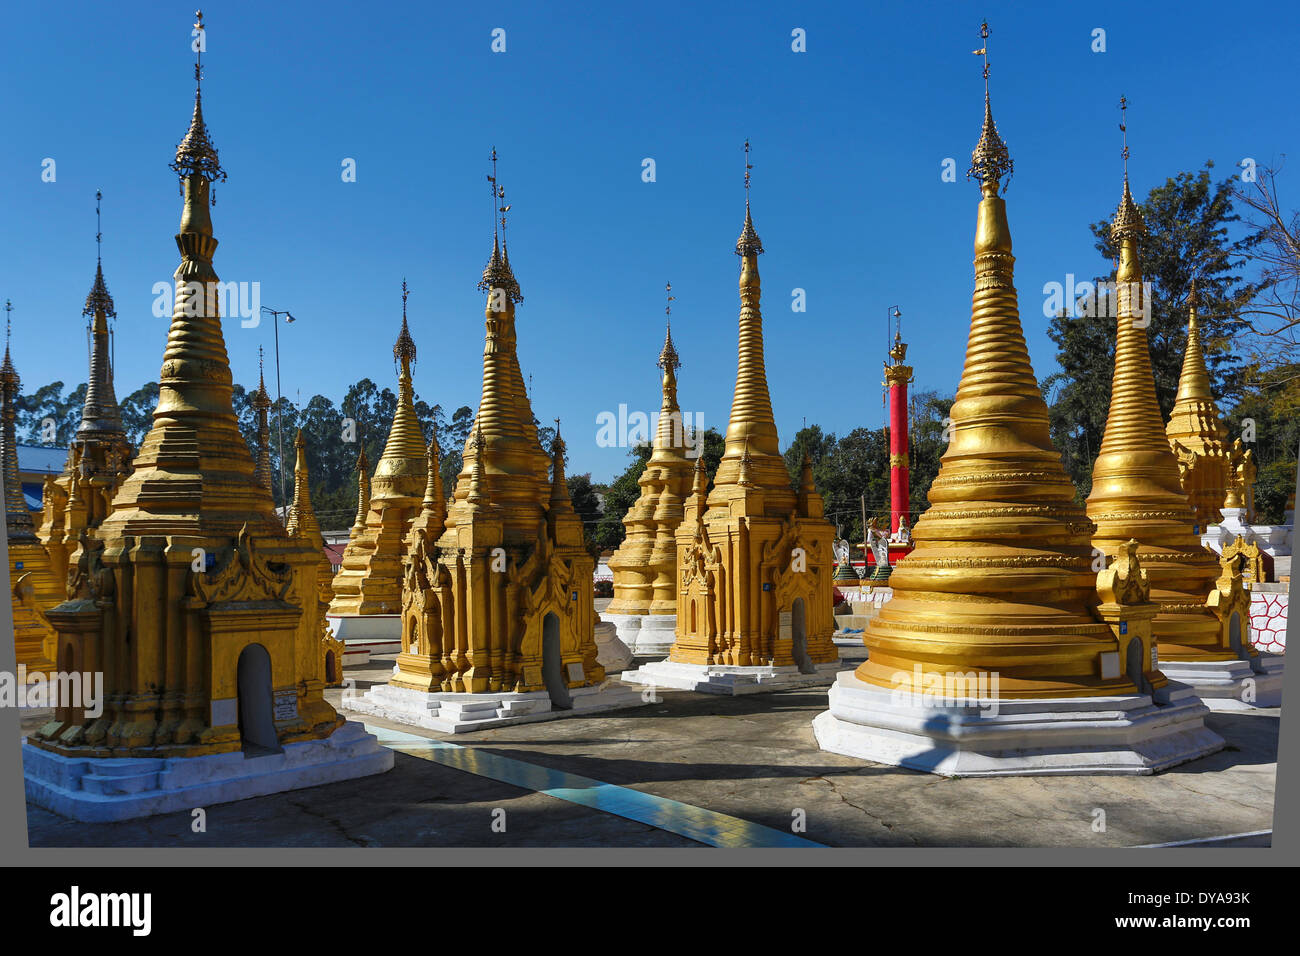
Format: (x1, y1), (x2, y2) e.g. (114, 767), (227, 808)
(889, 378), (909, 534)
(884, 333), (913, 535)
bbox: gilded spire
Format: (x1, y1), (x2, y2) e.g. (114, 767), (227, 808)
(83, 191), (116, 319)
(170, 10), (226, 187)
(76, 190), (125, 442)
(351, 443), (371, 535)
(251, 348), (273, 495)
(548, 420), (573, 512)
(658, 282), (681, 371)
(967, 21), (1013, 196)
(1175, 279), (1213, 403)
(478, 149), (522, 303)
(735, 141), (764, 257)
(2, 302), (35, 540)
(422, 434), (446, 525)
(375, 281), (428, 478)
(286, 429), (322, 543)
(712, 142), (786, 501)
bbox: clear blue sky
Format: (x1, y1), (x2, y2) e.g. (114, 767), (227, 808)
(2, 0), (1295, 482)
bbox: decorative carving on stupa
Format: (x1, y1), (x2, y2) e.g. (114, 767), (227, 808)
(27, 13), (344, 756)
(1165, 280), (1232, 530)
(851, 62), (1131, 700)
(328, 281), (428, 617)
(249, 348), (273, 497)
(387, 160), (604, 695)
(36, 193), (134, 590)
(664, 143), (837, 669)
(1086, 104), (1243, 667)
(606, 283), (697, 636)
(3, 303), (59, 674)
(286, 430), (345, 686)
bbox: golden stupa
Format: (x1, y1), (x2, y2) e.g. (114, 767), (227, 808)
(1086, 120), (1247, 668)
(2, 314), (59, 675)
(328, 283), (428, 619)
(350, 170), (618, 726)
(604, 290), (697, 656)
(23, 15), (381, 779)
(1166, 282), (1232, 530)
(37, 194), (134, 588)
(626, 145), (837, 694)
(813, 28), (1226, 774)
(346, 443), (371, 545)
(850, 83), (1125, 700)
(286, 429), (345, 687)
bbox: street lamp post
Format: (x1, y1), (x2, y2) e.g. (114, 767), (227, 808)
(260, 306), (297, 520)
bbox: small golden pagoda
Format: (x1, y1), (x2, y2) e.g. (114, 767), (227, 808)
(249, 350), (273, 497)
(286, 429), (345, 687)
(1085, 112), (1247, 668)
(328, 283), (428, 620)
(813, 26), (1224, 773)
(624, 145), (838, 694)
(3, 312), (59, 675)
(604, 285), (697, 657)
(36, 193), (134, 587)
(1166, 281), (1232, 530)
(348, 166), (638, 731)
(23, 15), (389, 822)
(346, 443), (371, 545)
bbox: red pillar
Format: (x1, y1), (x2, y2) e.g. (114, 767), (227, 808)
(889, 378), (909, 534)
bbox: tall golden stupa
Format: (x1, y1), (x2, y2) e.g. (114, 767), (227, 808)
(1085, 111), (1254, 673)
(328, 283), (428, 624)
(623, 144), (838, 695)
(347, 164), (640, 731)
(37, 194), (134, 587)
(286, 429), (345, 687)
(1165, 282), (1232, 531)
(604, 287), (697, 657)
(812, 25), (1223, 773)
(3, 308), (59, 675)
(22, 13), (390, 821)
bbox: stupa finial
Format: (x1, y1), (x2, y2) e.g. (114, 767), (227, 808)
(736, 140), (764, 257)
(170, 10), (226, 189)
(967, 20), (1013, 196)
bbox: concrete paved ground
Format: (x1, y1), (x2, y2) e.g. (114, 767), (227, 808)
(22, 639), (1278, 848)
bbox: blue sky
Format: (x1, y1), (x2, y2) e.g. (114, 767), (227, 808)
(2, 0), (1296, 482)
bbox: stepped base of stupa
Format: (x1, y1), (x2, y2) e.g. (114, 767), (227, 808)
(342, 679), (650, 733)
(1156, 655), (1284, 711)
(812, 671), (1225, 776)
(602, 612), (677, 658)
(621, 658), (842, 696)
(22, 721), (393, 822)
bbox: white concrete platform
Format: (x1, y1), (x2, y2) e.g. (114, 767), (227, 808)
(1156, 654), (1284, 711)
(602, 612), (677, 658)
(342, 680), (652, 733)
(811, 670), (1225, 776)
(327, 613), (402, 656)
(22, 720), (394, 822)
(621, 658), (842, 696)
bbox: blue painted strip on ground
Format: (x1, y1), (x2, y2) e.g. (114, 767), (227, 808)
(366, 723), (824, 849)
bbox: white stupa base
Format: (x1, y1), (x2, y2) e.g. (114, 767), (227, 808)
(620, 658), (842, 695)
(22, 720), (394, 823)
(327, 613), (402, 656)
(1156, 655), (1284, 711)
(594, 618), (635, 672)
(342, 680), (650, 733)
(811, 671), (1225, 776)
(602, 613), (678, 658)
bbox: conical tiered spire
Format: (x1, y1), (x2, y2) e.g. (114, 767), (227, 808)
(286, 429), (322, 543)
(1, 306), (34, 541)
(1086, 104), (1226, 663)
(350, 444), (371, 538)
(607, 285), (699, 631)
(329, 281), (429, 617)
(856, 40), (1124, 699)
(1166, 281), (1232, 528)
(709, 141), (790, 507)
(77, 191), (125, 441)
(250, 349), (273, 496)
